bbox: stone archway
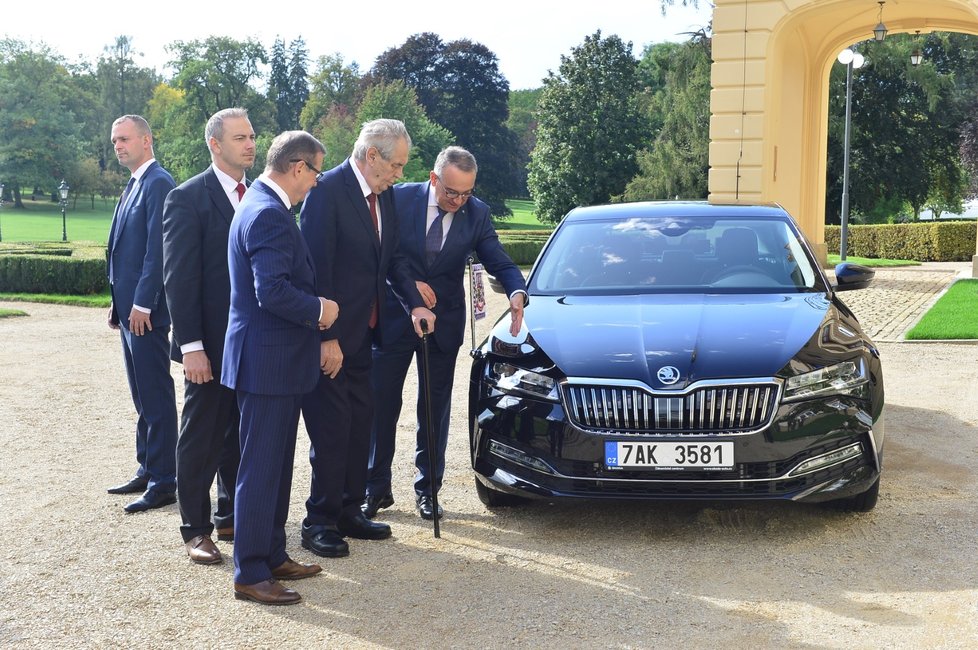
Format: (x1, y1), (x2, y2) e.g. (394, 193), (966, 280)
(708, 0), (978, 266)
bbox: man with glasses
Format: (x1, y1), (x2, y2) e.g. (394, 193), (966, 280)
(297, 119), (436, 558)
(364, 146), (526, 521)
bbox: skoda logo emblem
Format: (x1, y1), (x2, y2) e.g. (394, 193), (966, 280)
(657, 366), (681, 385)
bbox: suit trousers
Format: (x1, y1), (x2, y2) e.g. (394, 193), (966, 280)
(367, 328), (458, 498)
(176, 377), (240, 542)
(119, 325), (177, 491)
(302, 332), (373, 526)
(233, 391), (301, 585)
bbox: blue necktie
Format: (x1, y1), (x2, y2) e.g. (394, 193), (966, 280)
(426, 208), (446, 265)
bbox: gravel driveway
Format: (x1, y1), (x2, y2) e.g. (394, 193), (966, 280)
(2, 268), (977, 648)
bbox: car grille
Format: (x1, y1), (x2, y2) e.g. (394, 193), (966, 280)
(563, 382), (780, 435)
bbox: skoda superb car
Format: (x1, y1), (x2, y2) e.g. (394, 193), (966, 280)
(469, 202), (883, 512)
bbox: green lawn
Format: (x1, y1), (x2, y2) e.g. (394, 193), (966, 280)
(0, 199), (115, 243)
(0, 307), (28, 318)
(495, 199), (552, 230)
(827, 254), (919, 267)
(905, 279), (978, 340)
(0, 289), (111, 308)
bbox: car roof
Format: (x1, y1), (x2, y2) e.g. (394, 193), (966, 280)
(562, 200), (792, 223)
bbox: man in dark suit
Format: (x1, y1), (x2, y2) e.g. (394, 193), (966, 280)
(364, 146), (527, 520)
(298, 119), (436, 558)
(105, 115), (178, 514)
(222, 130), (338, 606)
(162, 108), (255, 565)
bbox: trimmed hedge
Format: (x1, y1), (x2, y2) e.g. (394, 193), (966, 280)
(0, 243), (108, 294)
(825, 221), (976, 261)
(497, 231), (552, 266)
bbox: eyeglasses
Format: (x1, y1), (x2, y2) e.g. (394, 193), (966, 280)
(290, 159), (321, 176)
(436, 176), (474, 200)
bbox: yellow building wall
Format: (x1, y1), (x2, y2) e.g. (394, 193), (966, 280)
(708, 0), (978, 264)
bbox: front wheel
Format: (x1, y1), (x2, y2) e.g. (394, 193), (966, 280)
(474, 476), (528, 508)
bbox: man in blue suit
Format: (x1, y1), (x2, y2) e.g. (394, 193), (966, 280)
(298, 119), (435, 558)
(222, 130), (338, 606)
(364, 146), (527, 521)
(105, 115), (178, 514)
(163, 108), (255, 565)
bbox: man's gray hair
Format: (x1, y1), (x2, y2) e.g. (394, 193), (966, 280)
(265, 131), (326, 174)
(434, 146), (478, 177)
(352, 118), (412, 162)
(112, 114), (152, 137)
(205, 108), (249, 144)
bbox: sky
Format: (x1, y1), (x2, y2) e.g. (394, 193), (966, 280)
(5, 1), (713, 90)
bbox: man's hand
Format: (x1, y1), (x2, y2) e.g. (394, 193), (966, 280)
(182, 350), (213, 384)
(107, 304), (120, 331)
(128, 308), (152, 336)
(320, 339), (343, 378)
(411, 306), (436, 336)
(509, 293), (526, 337)
(416, 280), (437, 309)
(319, 297), (339, 330)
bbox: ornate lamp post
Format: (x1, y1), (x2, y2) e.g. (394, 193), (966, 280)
(0, 181), (5, 243)
(836, 48), (865, 262)
(59, 179), (70, 242)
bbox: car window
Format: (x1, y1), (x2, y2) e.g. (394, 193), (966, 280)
(530, 216), (823, 295)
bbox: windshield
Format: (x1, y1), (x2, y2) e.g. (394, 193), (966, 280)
(529, 216), (826, 295)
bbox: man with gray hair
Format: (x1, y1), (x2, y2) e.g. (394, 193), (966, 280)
(222, 130), (338, 605)
(162, 108), (255, 565)
(365, 146), (526, 521)
(297, 118), (436, 558)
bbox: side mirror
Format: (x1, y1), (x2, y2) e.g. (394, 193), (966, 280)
(833, 262), (875, 291)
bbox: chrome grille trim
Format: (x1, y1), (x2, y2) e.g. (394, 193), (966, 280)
(561, 377), (783, 436)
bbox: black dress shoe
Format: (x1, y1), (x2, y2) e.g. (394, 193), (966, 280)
(124, 488), (177, 513)
(416, 495), (444, 521)
(107, 476), (149, 494)
(337, 511), (392, 540)
(300, 523), (349, 558)
(360, 492), (395, 519)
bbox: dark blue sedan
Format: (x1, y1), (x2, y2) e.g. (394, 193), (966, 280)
(469, 201), (883, 511)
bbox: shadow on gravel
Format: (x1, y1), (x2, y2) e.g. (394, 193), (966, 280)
(240, 405), (978, 648)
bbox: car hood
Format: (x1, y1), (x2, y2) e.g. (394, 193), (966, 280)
(518, 293), (833, 389)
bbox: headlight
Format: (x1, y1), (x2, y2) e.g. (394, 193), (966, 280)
(490, 362), (559, 401)
(783, 359), (868, 402)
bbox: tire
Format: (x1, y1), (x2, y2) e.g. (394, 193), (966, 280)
(474, 476), (527, 508)
(828, 476), (880, 512)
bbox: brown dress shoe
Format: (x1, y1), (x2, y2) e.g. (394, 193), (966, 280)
(185, 535), (222, 565)
(216, 526), (234, 542)
(234, 579), (301, 605)
(271, 558), (322, 580)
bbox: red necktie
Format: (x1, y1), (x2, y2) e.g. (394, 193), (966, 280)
(235, 182), (246, 202)
(367, 193), (379, 328)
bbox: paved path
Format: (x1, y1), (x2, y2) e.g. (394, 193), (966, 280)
(833, 261), (972, 342)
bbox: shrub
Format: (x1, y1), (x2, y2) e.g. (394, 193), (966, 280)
(0, 243), (108, 294)
(825, 221), (976, 261)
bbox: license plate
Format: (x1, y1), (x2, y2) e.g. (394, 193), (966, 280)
(605, 441), (734, 470)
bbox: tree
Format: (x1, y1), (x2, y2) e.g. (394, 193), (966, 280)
(527, 31), (645, 223)
(267, 38), (290, 131)
(163, 37), (276, 181)
(507, 88), (543, 198)
(300, 53), (363, 132)
(370, 34), (520, 216)
(0, 40), (86, 208)
(624, 37), (711, 201)
(286, 37), (310, 129)
(267, 37), (309, 131)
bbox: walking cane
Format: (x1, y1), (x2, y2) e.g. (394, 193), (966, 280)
(419, 318), (441, 538)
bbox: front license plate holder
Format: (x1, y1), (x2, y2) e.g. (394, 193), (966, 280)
(605, 440), (734, 470)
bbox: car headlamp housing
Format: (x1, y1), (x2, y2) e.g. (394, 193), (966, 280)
(783, 359), (868, 402)
(490, 362), (559, 402)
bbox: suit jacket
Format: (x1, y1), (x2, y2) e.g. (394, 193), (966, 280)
(221, 179), (322, 396)
(106, 161), (176, 329)
(299, 159), (424, 354)
(385, 181), (526, 351)
(162, 167), (242, 376)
